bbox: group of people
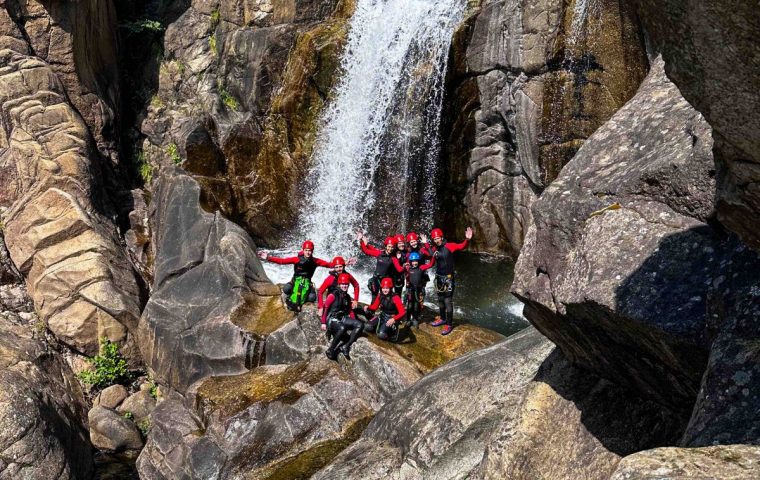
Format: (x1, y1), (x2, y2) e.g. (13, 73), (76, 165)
(258, 226), (473, 361)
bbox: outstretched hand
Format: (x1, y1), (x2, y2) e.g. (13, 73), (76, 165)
(347, 257), (358, 266)
(257, 251), (268, 260)
(356, 229), (366, 243)
(420, 233), (428, 244)
(465, 227), (473, 240)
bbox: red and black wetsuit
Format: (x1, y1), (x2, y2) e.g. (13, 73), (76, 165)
(367, 292), (406, 342)
(264, 252), (333, 304)
(430, 239), (469, 326)
(318, 271), (360, 309)
(323, 289), (363, 355)
(360, 240), (404, 301)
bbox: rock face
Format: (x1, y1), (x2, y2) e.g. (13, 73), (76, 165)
(630, 0), (760, 251)
(88, 406), (144, 452)
(0, 6), (142, 357)
(442, 0), (647, 254)
(138, 168), (283, 393)
(512, 57), (729, 409)
(0, 245), (93, 479)
(610, 445), (760, 480)
(316, 327), (681, 480)
(132, 0), (354, 245)
(138, 309), (503, 479)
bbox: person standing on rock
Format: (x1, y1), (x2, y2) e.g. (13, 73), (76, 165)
(323, 274), (364, 361)
(393, 234), (408, 296)
(406, 232), (432, 261)
(364, 277), (407, 342)
(317, 256), (360, 318)
(405, 251), (435, 328)
(357, 231), (404, 303)
(258, 240), (333, 311)
(429, 226), (473, 335)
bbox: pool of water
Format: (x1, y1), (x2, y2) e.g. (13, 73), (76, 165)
(261, 249), (529, 338)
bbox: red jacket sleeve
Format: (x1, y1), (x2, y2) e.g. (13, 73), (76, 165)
(445, 239), (469, 253)
(318, 276), (335, 308)
(420, 256), (436, 271)
(265, 255), (299, 265)
(321, 294), (336, 324)
(420, 244), (432, 257)
(360, 240), (381, 257)
(368, 295), (381, 312)
(392, 296), (406, 321)
(313, 257), (334, 268)
(391, 256), (404, 273)
(350, 274), (360, 302)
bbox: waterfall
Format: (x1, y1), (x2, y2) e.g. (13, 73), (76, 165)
(296, 0), (466, 259)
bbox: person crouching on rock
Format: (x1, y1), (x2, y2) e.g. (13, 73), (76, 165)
(258, 240), (333, 311)
(429, 226), (473, 335)
(364, 277), (406, 342)
(317, 256), (360, 318)
(358, 231), (404, 303)
(405, 252), (435, 328)
(323, 274), (364, 361)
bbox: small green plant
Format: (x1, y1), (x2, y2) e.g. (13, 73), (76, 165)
(137, 418), (152, 436)
(137, 151), (154, 183)
(167, 143), (181, 165)
(76, 338), (130, 388)
(175, 60), (186, 75)
(34, 319), (46, 335)
(122, 19), (164, 34)
(210, 9), (221, 30)
(218, 86), (239, 111)
(209, 34), (218, 56)
(122, 411), (134, 421)
(150, 94), (164, 109)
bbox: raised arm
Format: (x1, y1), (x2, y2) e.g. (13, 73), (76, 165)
(420, 256), (436, 271)
(360, 239), (381, 257)
(391, 256), (404, 273)
(313, 257), (335, 268)
(259, 253), (299, 265)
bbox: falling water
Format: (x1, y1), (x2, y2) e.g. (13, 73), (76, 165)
(296, 0), (466, 259)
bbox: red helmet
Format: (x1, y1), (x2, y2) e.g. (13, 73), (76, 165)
(302, 240), (315, 250)
(380, 277), (394, 289)
(383, 237), (395, 246)
(431, 228), (443, 239)
(337, 273), (351, 285)
(332, 256), (346, 267)
(394, 234), (405, 245)
(406, 232), (419, 242)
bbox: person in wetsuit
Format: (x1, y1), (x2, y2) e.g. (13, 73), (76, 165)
(392, 234), (407, 296)
(405, 232), (432, 261)
(317, 256), (360, 318)
(364, 277), (406, 342)
(258, 240), (333, 311)
(405, 251), (435, 328)
(323, 274), (364, 360)
(428, 226), (473, 335)
(357, 231), (404, 303)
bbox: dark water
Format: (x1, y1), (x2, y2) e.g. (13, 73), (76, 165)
(94, 451), (139, 480)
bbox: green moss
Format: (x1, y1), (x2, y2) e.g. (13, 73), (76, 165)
(209, 35), (218, 56)
(253, 415), (373, 480)
(210, 9), (221, 31)
(137, 418), (151, 436)
(121, 19), (164, 34)
(219, 85), (239, 111)
(166, 143), (181, 165)
(122, 411), (134, 421)
(137, 151), (154, 184)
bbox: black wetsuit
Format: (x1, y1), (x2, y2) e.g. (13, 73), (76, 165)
(406, 265), (430, 326)
(324, 289), (363, 357)
(430, 239), (468, 326)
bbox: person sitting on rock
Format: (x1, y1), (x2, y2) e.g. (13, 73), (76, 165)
(357, 231), (404, 303)
(364, 277), (406, 342)
(405, 251), (435, 328)
(258, 240), (333, 311)
(317, 256), (360, 317)
(393, 234), (408, 296)
(429, 226), (473, 335)
(323, 274), (364, 361)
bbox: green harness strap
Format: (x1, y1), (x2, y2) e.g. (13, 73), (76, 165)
(290, 277), (311, 306)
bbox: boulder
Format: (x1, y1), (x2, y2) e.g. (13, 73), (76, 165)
(88, 406), (143, 452)
(610, 445), (760, 480)
(441, 0), (648, 254)
(0, 6), (141, 357)
(137, 168), (285, 393)
(511, 57), (734, 410)
(117, 390), (157, 424)
(95, 385), (129, 410)
(315, 327), (681, 480)
(138, 309), (503, 479)
(630, 0), (760, 251)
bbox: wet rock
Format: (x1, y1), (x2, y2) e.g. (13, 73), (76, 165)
(442, 0), (647, 254)
(316, 327), (680, 479)
(117, 390), (157, 424)
(610, 445), (760, 480)
(0, 7), (141, 357)
(630, 0), (760, 251)
(138, 168), (283, 393)
(95, 385), (129, 410)
(138, 310), (503, 479)
(512, 57), (724, 409)
(88, 406), (144, 452)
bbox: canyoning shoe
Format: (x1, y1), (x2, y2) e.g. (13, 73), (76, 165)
(325, 348), (338, 361)
(430, 317), (446, 327)
(340, 346), (352, 361)
(440, 325), (454, 336)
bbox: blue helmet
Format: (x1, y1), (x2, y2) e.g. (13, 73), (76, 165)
(408, 252), (421, 262)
